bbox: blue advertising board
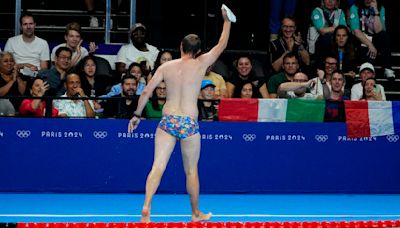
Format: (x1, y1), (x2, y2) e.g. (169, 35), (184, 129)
(0, 118), (399, 193)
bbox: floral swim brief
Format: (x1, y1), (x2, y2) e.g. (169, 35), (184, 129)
(158, 114), (199, 139)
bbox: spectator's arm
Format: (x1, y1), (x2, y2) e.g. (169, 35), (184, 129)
(226, 82), (235, 98)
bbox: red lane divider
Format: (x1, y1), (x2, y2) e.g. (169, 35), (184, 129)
(16, 221), (400, 228)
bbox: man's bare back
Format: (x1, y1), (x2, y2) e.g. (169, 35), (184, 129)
(158, 57), (207, 119)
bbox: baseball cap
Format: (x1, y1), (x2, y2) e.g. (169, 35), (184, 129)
(359, 62), (375, 73)
(201, 80), (216, 90)
(130, 23), (146, 33)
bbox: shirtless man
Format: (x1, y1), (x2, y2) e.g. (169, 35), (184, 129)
(128, 6), (233, 223)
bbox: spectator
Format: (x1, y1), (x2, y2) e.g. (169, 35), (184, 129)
(51, 22), (97, 67)
(269, 17), (310, 74)
(4, 13), (50, 71)
(203, 63), (227, 98)
(308, 0), (346, 55)
(115, 23), (159, 77)
(233, 82), (258, 99)
(19, 78), (58, 117)
(268, 52), (299, 98)
(102, 62), (144, 98)
(349, 0), (395, 79)
(38, 47), (72, 96)
(0, 52), (27, 110)
(351, 62), (385, 100)
(277, 72), (320, 99)
(74, 55), (110, 113)
(103, 75), (139, 119)
(148, 50), (173, 82)
(269, 0), (298, 41)
(75, 55), (110, 97)
(324, 71), (349, 122)
(226, 55), (269, 98)
(197, 80), (218, 121)
(315, 25), (358, 78)
(361, 77), (383, 101)
(311, 55), (339, 97)
(144, 81), (166, 120)
(54, 73), (95, 118)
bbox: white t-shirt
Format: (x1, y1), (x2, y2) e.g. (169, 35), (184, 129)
(4, 35), (50, 69)
(116, 43), (159, 69)
(350, 82), (386, 100)
(51, 43), (89, 63)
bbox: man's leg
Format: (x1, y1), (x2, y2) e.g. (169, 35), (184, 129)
(141, 128), (177, 222)
(180, 133), (212, 222)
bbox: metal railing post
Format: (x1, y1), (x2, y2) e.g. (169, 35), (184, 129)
(104, 0), (112, 43)
(15, 0), (22, 35)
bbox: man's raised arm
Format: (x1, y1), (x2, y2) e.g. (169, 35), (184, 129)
(199, 5), (234, 67)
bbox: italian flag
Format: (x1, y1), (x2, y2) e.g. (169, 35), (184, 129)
(218, 99), (326, 123)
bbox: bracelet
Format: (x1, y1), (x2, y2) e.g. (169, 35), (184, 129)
(374, 13), (380, 16)
(133, 113), (141, 118)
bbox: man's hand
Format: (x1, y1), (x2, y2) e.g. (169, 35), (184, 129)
(128, 116), (141, 133)
(367, 44), (378, 59)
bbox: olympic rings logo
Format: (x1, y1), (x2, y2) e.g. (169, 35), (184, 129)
(16, 130), (31, 138)
(315, 135), (328, 142)
(242, 134), (256, 142)
(93, 131), (108, 139)
(386, 134), (399, 143)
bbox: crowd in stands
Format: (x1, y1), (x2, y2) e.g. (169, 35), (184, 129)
(0, 0), (397, 122)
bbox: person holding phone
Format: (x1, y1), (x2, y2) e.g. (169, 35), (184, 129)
(361, 77), (383, 100)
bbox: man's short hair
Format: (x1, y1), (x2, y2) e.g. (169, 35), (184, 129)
(121, 75), (137, 85)
(283, 52), (299, 63)
(181, 34), (201, 56)
(19, 12), (34, 25)
(65, 22), (81, 36)
(55, 46), (72, 57)
(331, 70), (346, 84)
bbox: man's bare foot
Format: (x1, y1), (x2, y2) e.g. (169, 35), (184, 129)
(140, 208), (150, 223)
(192, 211), (212, 222)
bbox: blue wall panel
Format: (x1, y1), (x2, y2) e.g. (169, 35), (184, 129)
(0, 118), (399, 193)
